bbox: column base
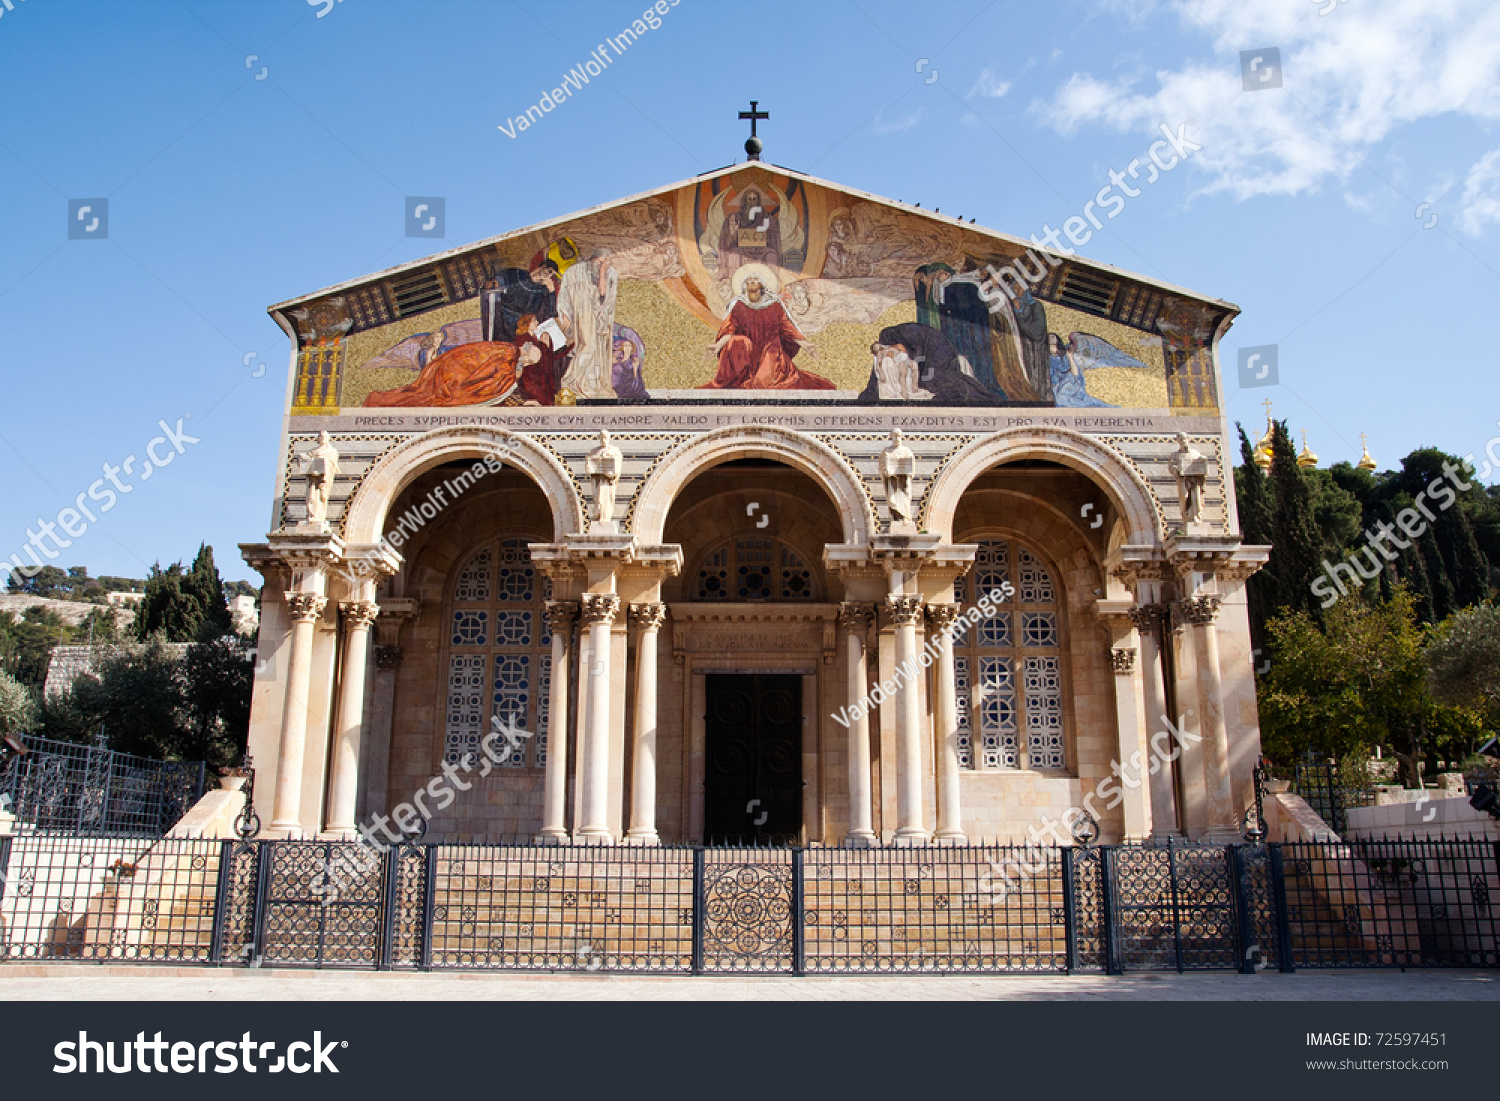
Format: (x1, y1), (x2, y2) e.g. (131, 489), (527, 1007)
(265, 822), (306, 840)
(933, 829), (968, 845)
(890, 828), (931, 847)
(534, 829), (570, 846)
(1203, 825), (1243, 843)
(572, 829), (616, 846)
(843, 829), (879, 849)
(317, 828), (358, 841)
(624, 830), (660, 846)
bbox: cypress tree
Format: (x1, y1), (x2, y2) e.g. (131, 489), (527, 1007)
(1235, 424), (1277, 651)
(1269, 421), (1325, 618)
(185, 545), (234, 640)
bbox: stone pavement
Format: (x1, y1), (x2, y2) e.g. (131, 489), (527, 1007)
(0, 966), (1494, 1000)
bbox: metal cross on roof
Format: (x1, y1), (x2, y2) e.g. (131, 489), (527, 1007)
(739, 100), (769, 161)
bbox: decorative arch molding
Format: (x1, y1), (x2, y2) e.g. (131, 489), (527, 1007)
(342, 426), (585, 545)
(922, 426), (1162, 546)
(631, 425), (874, 547)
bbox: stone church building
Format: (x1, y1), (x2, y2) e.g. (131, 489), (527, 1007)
(241, 154), (1268, 849)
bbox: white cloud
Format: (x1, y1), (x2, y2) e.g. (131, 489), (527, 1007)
(970, 67), (1012, 98)
(1032, 0), (1500, 230)
(872, 108), (924, 134)
(1456, 148), (1500, 234)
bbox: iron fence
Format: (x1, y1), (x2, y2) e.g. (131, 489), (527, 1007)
(1294, 758), (1375, 837)
(0, 737), (206, 837)
(1, 836), (1498, 974)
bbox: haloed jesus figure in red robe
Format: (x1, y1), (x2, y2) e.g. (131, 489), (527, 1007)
(700, 266), (835, 391)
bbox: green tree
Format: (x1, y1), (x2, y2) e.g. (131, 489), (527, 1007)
(1258, 587), (1474, 785)
(0, 668), (37, 735)
(133, 545), (235, 643)
(1267, 420), (1327, 620)
(1426, 603), (1500, 723)
(64, 638), (191, 760)
(185, 544), (234, 641)
(180, 636), (253, 767)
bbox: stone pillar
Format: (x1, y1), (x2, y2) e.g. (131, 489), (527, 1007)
(323, 600), (379, 838)
(576, 593), (620, 844)
(364, 643), (402, 820)
(838, 602), (877, 847)
(1130, 604), (1179, 836)
(1107, 644), (1153, 843)
(926, 603), (965, 844)
(269, 591), (327, 838)
(539, 601), (578, 844)
(887, 594), (930, 846)
(626, 603), (667, 845)
(1182, 595), (1237, 841)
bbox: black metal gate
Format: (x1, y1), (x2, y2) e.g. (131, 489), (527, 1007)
(250, 841), (388, 968)
(1109, 842), (1240, 971)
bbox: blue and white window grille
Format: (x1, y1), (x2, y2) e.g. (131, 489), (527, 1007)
(952, 539), (1066, 770)
(445, 538), (552, 768)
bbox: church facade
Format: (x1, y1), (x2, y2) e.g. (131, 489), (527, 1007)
(240, 159), (1268, 849)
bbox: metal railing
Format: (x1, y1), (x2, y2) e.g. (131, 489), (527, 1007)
(0, 737), (206, 837)
(1, 837), (1496, 973)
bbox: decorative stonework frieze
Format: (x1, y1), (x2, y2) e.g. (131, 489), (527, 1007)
(340, 601), (380, 630)
(1111, 647), (1137, 674)
(884, 595), (924, 626)
(544, 600), (580, 633)
(1176, 595), (1222, 627)
(837, 601), (876, 633)
(924, 603), (962, 632)
(629, 602), (668, 632)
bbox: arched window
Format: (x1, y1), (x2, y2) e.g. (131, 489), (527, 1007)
(444, 538), (551, 769)
(953, 539), (1066, 771)
(693, 537), (818, 601)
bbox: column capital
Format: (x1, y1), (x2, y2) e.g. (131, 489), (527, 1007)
(1110, 647), (1137, 675)
(285, 592), (328, 624)
(374, 644), (403, 670)
(628, 602), (668, 632)
(884, 594), (924, 626)
(544, 600), (580, 632)
(837, 601), (876, 632)
(1128, 603), (1169, 633)
(340, 600), (380, 629)
(580, 593), (621, 627)
(924, 602), (962, 632)
(1175, 595), (1222, 627)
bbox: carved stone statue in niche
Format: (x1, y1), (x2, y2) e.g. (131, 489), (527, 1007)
(300, 431), (341, 532)
(880, 428), (917, 534)
(585, 429), (623, 533)
(1168, 432), (1210, 533)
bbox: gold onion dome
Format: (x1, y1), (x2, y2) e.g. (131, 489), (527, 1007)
(1253, 399), (1274, 471)
(1357, 433), (1377, 472)
(1297, 430), (1318, 468)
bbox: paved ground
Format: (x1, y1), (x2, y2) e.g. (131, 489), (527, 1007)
(0, 966), (1494, 1000)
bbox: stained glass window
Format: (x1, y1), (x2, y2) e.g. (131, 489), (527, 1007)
(693, 538), (819, 602)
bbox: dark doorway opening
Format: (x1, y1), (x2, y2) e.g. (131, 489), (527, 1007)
(703, 674), (802, 846)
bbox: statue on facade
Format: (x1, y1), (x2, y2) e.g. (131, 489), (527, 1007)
(301, 431), (341, 531)
(585, 428), (623, 533)
(1168, 432), (1210, 532)
(880, 428), (918, 533)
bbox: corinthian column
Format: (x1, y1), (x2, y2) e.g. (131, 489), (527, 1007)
(576, 593), (620, 844)
(323, 600), (380, 838)
(626, 603), (668, 845)
(1130, 604), (1179, 836)
(887, 594), (930, 846)
(539, 601), (578, 844)
(1182, 595), (1237, 840)
(926, 603), (966, 844)
(838, 602), (877, 847)
(269, 591), (327, 838)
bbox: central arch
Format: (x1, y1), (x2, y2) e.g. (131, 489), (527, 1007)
(631, 425), (873, 546)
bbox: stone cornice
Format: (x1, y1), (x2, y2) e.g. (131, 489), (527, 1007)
(669, 603), (840, 625)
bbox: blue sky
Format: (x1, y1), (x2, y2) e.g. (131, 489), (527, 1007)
(1, 0), (1497, 585)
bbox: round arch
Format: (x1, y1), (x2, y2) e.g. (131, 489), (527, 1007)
(342, 426), (584, 545)
(631, 425), (874, 546)
(922, 426), (1161, 546)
